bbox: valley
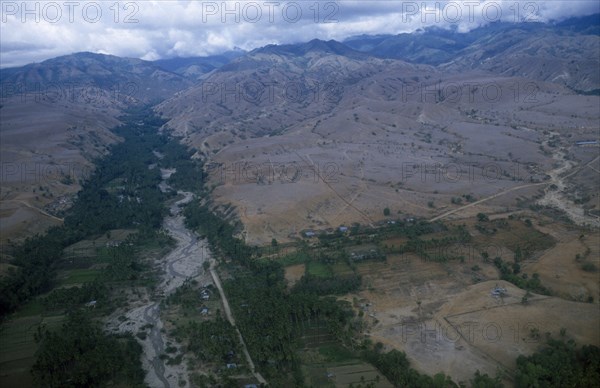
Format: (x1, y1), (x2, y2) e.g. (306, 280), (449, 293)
(1, 11), (599, 388)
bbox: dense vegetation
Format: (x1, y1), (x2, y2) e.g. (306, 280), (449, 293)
(0, 107), (200, 318)
(515, 338), (600, 387)
(363, 345), (454, 387)
(493, 256), (551, 295)
(293, 273), (362, 295)
(183, 199), (357, 385)
(0, 109), (166, 317)
(32, 311), (145, 388)
(1, 108), (206, 385)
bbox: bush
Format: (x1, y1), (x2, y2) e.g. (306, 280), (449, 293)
(581, 262), (597, 272)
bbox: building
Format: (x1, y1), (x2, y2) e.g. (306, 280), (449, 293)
(304, 230), (316, 238)
(85, 300), (97, 308)
(200, 289), (210, 300)
(576, 140), (599, 147)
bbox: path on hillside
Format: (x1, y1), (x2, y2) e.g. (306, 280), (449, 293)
(430, 154), (599, 225)
(1, 199), (64, 222)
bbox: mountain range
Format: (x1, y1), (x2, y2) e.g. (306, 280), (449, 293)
(1, 14), (599, 244)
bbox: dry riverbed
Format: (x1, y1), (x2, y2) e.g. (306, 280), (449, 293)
(105, 169), (213, 388)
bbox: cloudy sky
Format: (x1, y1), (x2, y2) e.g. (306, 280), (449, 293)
(1, 0), (598, 68)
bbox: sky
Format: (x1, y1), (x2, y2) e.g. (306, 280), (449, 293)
(1, 0), (599, 68)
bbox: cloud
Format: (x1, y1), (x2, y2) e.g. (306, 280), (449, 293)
(1, 1), (598, 68)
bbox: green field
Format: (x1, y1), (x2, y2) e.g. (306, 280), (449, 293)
(56, 268), (101, 286)
(301, 343), (393, 388)
(307, 262), (333, 278)
(330, 262), (354, 276)
(0, 311), (64, 387)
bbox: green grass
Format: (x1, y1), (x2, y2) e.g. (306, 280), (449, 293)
(0, 314), (64, 387)
(330, 262), (354, 276)
(11, 300), (44, 319)
(278, 251), (311, 266)
(302, 358), (393, 387)
(303, 365), (335, 387)
(318, 344), (356, 362)
(307, 262), (333, 278)
(57, 269), (101, 286)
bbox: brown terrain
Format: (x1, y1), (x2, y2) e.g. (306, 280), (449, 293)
(157, 46), (599, 245)
(0, 97), (122, 244)
(1, 17), (598, 386)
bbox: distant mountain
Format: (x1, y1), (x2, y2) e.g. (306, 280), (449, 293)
(344, 14), (600, 92)
(442, 19), (600, 92)
(153, 50), (246, 80)
(345, 27), (476, 65)
(155, 38), (421, 141)
(0, 52), (193, 103)
(252, 39), (368, 59)
(345, 14), (599, 64)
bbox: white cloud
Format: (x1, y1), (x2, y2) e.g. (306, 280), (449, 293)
(1, 1), (598, 67)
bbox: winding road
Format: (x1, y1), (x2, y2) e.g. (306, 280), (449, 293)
(430, 154), (600, 225)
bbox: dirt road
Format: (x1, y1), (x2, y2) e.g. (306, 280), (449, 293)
(0, 199), (64, 222)
(430, 150), (600, 226)
(209, 267), (267, 385)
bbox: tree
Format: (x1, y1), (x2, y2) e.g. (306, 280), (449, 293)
(515, 339), (600, 387)
(32, 311), (144, 387)
(271, 238), (278, 247)
(383, 207), (391, 216)
(470, 370), (503, 388)
(477, 213), (489, 222)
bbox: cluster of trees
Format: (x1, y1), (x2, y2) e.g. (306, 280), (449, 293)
(0, 226), (66, 316)
(493, 257), (550, 295)
(293, 273), (361, 295)
(164, 279), (243, 367)
(178, 316), (241, 364)
(515, 338), (600, 387)
(65, 109), (173, 234)
(183, 200), (256, 263)
(183, 200), (356, 385)
(42, 282), (108, 312)
(392, 225), (471, 262)
(0, 108), (186, 318)
(160, 140), (206, 192)
(32, 311), (145, 387)
(0, 109), (159, 317)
